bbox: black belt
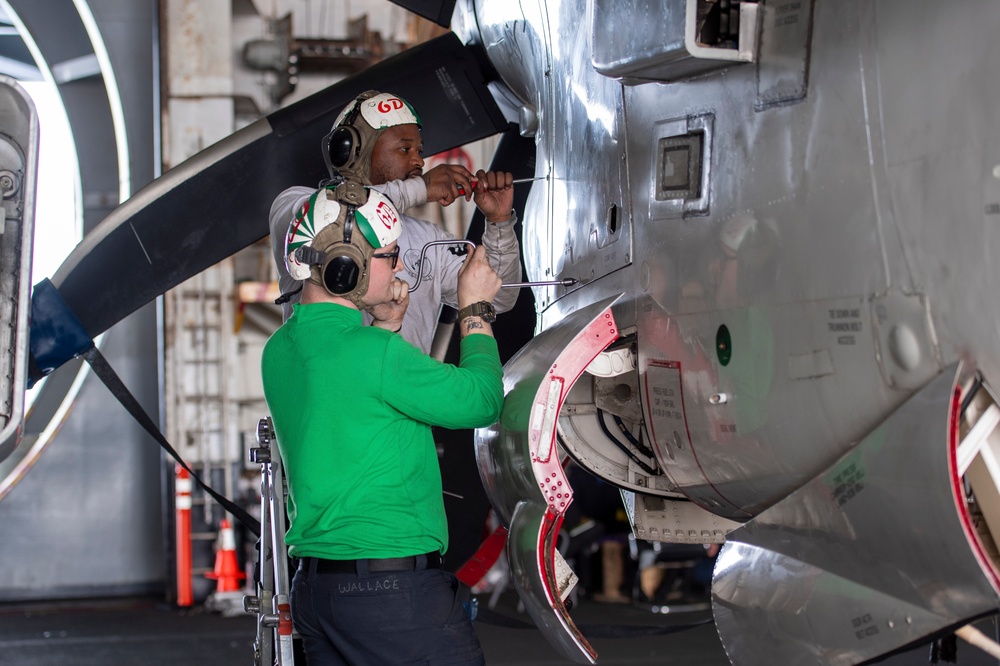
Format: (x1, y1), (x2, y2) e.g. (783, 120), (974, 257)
(301, 552), (442, 574)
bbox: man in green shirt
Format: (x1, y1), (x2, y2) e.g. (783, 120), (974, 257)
(261, 178), (504, 665)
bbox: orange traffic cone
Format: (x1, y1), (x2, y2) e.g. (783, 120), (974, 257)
(205, 519), (246, 592)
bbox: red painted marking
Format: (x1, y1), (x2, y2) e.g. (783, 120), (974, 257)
(430, 147), (475, 173)
(537, 508), (563, 607)
(374, 200), (398, 230)
(287, 200), (309, 243)
(948, 384), (1000, 593)
(377, 97), (404, 113)
(277, 603), (294, 636)
(456, 525), (508, 587)
(529, 308), (618, 513)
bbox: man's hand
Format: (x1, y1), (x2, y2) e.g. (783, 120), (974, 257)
(368, 278), (410, 332)
(422, 164), (476, 206)
(473, 170), (514, 223)
(458, 245), (502, 309)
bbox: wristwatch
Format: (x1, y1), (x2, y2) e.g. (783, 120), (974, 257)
(458, 301), (496, 324)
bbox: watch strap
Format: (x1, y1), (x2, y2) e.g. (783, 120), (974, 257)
(458, 301), (496, 323)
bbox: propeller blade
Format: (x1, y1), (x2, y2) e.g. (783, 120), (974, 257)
(41, 33), (506, 369)
(386, 0), (457, 28)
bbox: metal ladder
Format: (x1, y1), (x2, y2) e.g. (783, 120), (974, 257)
(165, 263), (240, 584)
(244, 416), (295, 666)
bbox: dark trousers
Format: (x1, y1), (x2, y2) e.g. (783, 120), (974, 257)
(291, 556), (485, 665)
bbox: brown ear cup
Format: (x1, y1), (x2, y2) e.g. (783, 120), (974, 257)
(308, 221), (372, 300)
(326, 125), (361, 171)
(321, 90), (381, 181)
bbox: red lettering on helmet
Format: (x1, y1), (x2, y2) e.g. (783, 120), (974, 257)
(375, 201), (397, 229)
(377, 97), (405, 114)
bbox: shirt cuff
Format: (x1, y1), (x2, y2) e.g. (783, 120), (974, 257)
(486, 210), (517, 226)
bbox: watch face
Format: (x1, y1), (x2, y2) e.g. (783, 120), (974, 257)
(461, 301), (496, 323)
(476, 302), (496, 323)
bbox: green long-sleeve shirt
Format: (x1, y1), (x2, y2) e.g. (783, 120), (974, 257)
(261, 302), (503, 560)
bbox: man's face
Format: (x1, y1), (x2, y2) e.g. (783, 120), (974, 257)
(369, 124), (424, 185)
(361, 240), (404, 307)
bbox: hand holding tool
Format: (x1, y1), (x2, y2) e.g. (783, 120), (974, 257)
(408, 240), (578, 293)
(456, 176), (546, 197)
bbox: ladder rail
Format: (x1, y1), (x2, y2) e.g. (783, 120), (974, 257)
(246, 416), (296, 666)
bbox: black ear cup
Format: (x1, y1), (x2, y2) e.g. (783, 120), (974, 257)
(327, 125), (360, 169)
(322, 253), (361, 294)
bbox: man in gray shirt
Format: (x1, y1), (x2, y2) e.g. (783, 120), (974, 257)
(270, 90), (522, 354)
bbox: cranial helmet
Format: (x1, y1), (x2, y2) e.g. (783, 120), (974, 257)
(322, 90), (422, 183)
(285, 179), (402, 306)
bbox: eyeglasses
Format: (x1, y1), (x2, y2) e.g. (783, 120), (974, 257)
(371, 248), (400, 269)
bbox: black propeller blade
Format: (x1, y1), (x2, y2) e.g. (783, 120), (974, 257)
(386, 1), (458, 28)
(36, 32), (506, 380)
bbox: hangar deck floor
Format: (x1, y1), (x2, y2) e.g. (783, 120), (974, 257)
(0, 591), (996, 665)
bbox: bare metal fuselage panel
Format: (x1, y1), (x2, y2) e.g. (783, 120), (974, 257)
(470, 0), (1000, 662)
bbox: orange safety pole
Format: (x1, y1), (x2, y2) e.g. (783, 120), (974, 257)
(175, 465), (193, 607)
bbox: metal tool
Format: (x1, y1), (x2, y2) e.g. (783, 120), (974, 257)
(456, 176), (547, 196)
(501, 278), (577, 289)
(407, 240), (577, 293)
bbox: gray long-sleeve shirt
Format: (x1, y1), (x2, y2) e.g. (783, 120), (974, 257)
(269, 177), (522, 354)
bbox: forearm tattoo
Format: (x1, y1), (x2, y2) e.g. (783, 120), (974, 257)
(462, 316), (485, 334)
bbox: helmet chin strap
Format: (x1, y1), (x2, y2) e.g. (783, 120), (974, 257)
(345, 287), (368, 309)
